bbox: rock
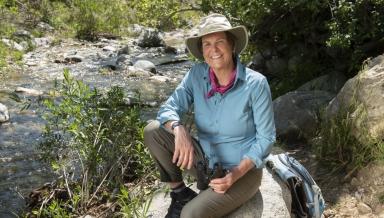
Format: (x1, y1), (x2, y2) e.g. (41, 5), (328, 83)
(164, 45), (178, 54)
(350, 177), (359, 187)
(378, 209), (384, 218)
(64, 55), (83, 63)
(13, 30), (32, 39)
(0, 103), (10, 123)
(273, 90), (334, 143)
(137, 28), (165, 48)
(150, 75), (170, 83)
(15, 87), (43, 96)
(326, 53), (384, 143)
(102, 45), (116, 52)
(146, 169), (291, 218)
(128, 24), (145, 36)
(124, 66), (152, 78)
(80, 215), (95, 218)
(357, 202), (372, 214)
(33, 37), (51, 48)
(1, 39), (24, 51)
(287, 55), (303, 72)
(297, 72), (347, 94)
(100, 56), (122, 70)
(340, 208), (359, 217)
(265, 57), (287, 76)
(37, 22), (54, 32)
(117, 45), (129, 55)
(133, 60), (156, 74)
(250, 52), (266, 71)
(145, 101), (158, 107)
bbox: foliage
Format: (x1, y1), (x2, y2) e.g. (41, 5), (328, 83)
(326, 0), (384, 75)
(127, 0), (201, 30)
(116, 184), (154, 218)
(71, 0), (130, 40)
(201, 0), (384, 97)
(36, 69), (156, 215)
(314, 101), (384, 170)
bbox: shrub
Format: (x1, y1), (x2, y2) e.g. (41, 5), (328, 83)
(127, 0), (202, 30)
(37, 69), (155, 214)
(314, 102), (384, 171)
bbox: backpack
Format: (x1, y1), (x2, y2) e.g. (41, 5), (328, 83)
(265, 153), (325, 218)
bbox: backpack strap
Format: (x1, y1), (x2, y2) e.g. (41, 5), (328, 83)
(312, 184), (321, 218)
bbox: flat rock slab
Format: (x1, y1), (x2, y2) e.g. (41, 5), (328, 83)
(147, 168), (292, 218)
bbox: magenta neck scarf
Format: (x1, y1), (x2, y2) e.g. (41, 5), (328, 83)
(206, 67), (237, 99)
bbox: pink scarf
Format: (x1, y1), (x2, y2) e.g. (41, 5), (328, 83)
(206, 67), (237, 98)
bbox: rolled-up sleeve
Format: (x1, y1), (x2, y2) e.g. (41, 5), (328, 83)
(243, 78), (276, 168)
(156, 70), (194, 125)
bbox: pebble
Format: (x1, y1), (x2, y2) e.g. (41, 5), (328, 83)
(358, 202), (373, 214)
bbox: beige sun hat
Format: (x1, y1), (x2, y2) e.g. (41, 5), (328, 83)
(185, 13), (248, 60)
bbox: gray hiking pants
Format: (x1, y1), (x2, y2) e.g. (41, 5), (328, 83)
(144, 120), (262, 218)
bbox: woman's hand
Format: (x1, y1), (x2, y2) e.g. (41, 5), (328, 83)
(173, 125), (194, 170)
(209, 158), (255, 193)
(209, 169), (240, 193)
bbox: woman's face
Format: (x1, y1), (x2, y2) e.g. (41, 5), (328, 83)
(202, 31), (234, 72)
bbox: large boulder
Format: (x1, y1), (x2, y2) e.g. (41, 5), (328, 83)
(146, 168), (291, 218)
(0, 103), (9, 123)
(133, 60), (157, 74)
(273, 90), (334, 143)
(297, 72), (347, 94)
(326, 54), (384, 142)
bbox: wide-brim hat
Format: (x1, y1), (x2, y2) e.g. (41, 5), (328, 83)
(185, 13), (248, 60)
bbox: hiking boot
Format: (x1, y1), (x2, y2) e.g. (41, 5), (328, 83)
(165, 187), (197, 218)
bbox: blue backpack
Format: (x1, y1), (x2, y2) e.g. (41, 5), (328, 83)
(265, 153), (325, 218)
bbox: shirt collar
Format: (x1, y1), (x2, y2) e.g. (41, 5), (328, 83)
(203, 55), (246, 82)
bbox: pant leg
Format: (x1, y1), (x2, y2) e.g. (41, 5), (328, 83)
(181, 168), (263, 218)
(143, 120), (204, 182)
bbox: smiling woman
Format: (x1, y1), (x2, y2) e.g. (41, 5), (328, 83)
(144, 13), (276, 218)
(201, 32), (234, 84)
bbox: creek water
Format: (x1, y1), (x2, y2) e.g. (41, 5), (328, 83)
(0, 35), (192, 217)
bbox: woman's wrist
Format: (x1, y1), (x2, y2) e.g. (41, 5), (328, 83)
(171, 121), (182, 130)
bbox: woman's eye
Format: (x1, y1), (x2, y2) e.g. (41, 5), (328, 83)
(216, 40), (225, 44)
(203, 43), (210, 48)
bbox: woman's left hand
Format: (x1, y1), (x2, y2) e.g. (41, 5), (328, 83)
(208, 158), (255, 194)
(208, 169), (240, 194)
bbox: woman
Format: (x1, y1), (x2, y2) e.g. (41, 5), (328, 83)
(144, 13), (276, 218)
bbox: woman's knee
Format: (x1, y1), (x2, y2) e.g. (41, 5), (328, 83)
(181, 202), (209, 218)
(143, 120), (161, 143)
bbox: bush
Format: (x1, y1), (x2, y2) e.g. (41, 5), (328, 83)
(314, 103), (384, 171)
(37, 69), (155, 215)
(72, 0), (130, 40)
(127, 0), (202, 30)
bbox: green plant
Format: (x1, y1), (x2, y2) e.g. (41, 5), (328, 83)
(117, 184), (154, 218)
(71, 0), (130, 40)
(314, 102), (384, 170)
(38, 69), (155, 214)
(127, 0), (201, 30)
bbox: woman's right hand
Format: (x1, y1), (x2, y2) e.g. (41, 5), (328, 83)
(173, 125), (195, 170)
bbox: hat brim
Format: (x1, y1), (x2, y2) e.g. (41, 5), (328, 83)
(185, 26), (248, 60)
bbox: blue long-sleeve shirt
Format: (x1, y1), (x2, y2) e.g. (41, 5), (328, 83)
(157, 58), (276, 169)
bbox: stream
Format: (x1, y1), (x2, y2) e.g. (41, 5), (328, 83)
(0, 30), (192, 217)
